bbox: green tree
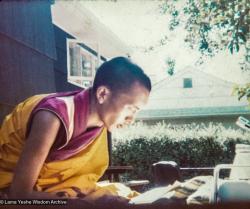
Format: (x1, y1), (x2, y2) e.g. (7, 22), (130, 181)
(165, 57), (176, 75)
(233, 83), (250, 104)
(160, 0), (250, 70)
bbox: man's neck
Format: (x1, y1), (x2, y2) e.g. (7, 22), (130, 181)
(86, 88), (104, 129)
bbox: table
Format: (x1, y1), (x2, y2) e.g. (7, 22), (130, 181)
(105, 165), (134, 182)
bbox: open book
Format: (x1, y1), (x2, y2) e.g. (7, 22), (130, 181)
(129, 176), (211, 204)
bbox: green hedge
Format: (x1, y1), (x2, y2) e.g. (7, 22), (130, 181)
(112, 137), (250, 183)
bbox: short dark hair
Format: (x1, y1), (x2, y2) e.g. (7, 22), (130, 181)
(93, 57), (151, 94)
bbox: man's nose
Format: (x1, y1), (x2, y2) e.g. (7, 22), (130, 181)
(125, 116), (135, 125)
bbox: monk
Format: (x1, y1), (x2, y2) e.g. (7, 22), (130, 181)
(0, 57), (151, 202)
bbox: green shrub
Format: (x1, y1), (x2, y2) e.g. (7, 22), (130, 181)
(112, 122), (250, 184)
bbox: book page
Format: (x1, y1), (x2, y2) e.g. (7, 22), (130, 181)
(129, 181), (181, 204)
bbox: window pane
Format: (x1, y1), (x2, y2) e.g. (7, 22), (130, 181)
(183, 78), (192, 88)
(67, 39), (100, 89)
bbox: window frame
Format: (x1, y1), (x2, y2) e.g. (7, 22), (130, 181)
(66, 38), (102, 89)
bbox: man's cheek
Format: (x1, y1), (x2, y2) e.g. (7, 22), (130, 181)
(116, 114), (126, 124)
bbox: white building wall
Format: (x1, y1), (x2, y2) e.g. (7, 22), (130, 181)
(144, 69), (249, 110)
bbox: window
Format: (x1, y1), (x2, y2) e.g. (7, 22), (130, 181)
(67, 39), (103, 88)
(183, 78), (192, 88)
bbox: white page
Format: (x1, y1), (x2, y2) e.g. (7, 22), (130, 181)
(129, 181), (181, 204)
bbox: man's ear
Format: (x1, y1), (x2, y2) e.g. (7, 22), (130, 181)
(96, 86), (111, 104)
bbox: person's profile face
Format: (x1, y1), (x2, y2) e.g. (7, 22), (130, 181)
(101, 82), (150, 132)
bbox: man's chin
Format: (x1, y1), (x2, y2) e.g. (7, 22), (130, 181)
(107, 124), (123, 132)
